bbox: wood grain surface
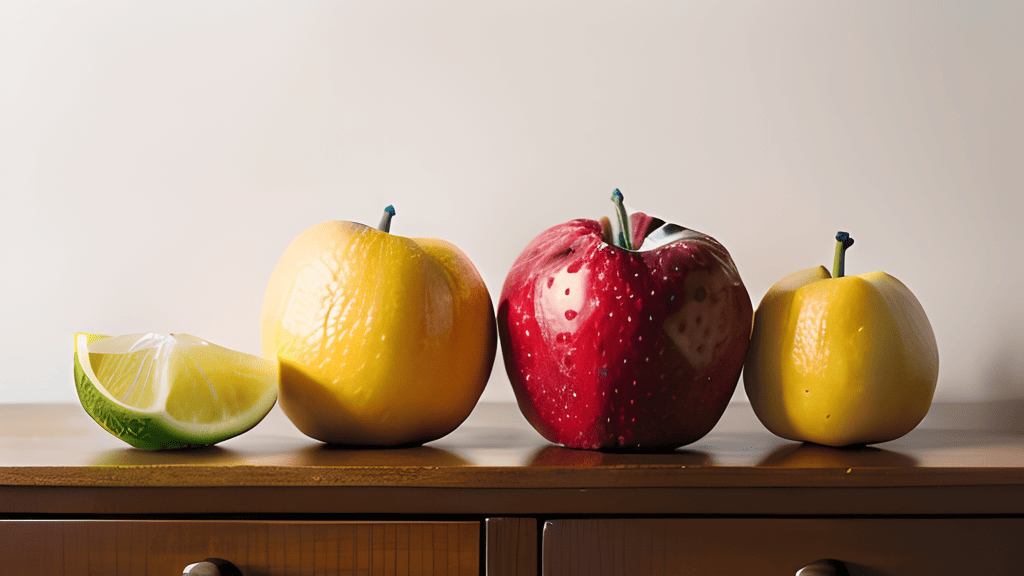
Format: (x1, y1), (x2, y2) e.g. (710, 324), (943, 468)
(0, 520), (479, 576)
(485, 518), (537, 576)
(2, 402), (1023, 485)
(542, 517), (1024, 576)
(2, 402), (1024, 575)
(2, 403), (1024, 516)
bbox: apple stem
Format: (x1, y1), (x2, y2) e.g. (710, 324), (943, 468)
(833, 231), (854, 278)
(378, 205), (396, 233)
(612, 189), (633, 250)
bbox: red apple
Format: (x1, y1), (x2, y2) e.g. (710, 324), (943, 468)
(498, 190), (752, 450)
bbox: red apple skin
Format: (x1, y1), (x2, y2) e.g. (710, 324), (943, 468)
(497, 213), (752, 450)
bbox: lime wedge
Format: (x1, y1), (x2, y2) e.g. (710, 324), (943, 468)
(74, 332), (278, 450)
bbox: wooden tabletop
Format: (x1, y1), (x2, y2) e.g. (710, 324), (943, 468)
(2, 401), (1023, 516)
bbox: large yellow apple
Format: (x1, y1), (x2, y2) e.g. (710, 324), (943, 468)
(261, 206), (497, 445)
(743, 232), (939, 447)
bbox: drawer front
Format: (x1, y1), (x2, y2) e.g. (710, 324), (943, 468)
(1, 520), (479, 576)
(542, 517), (1024, 576)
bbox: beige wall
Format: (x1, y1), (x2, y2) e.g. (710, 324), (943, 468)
(1, 1), (1021, 404)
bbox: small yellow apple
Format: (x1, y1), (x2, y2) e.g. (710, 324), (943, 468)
(744, 232), (939, 447)
(261, 206), (497, 445)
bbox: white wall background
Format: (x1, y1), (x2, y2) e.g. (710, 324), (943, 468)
(1, 1), (1021, 405)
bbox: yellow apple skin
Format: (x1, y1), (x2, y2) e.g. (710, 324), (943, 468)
(744, 266), (939, 447)
(261, 220), (497, 446)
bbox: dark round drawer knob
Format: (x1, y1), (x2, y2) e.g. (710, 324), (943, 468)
(183, 558), (243, 576)
(796, 559), (852, 576)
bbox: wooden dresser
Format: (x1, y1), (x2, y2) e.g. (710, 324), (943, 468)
(2, 401), (1023, 575)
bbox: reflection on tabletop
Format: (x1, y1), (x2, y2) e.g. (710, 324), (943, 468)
(527, 445), (714, 468)
(757, 442), (919, 469)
